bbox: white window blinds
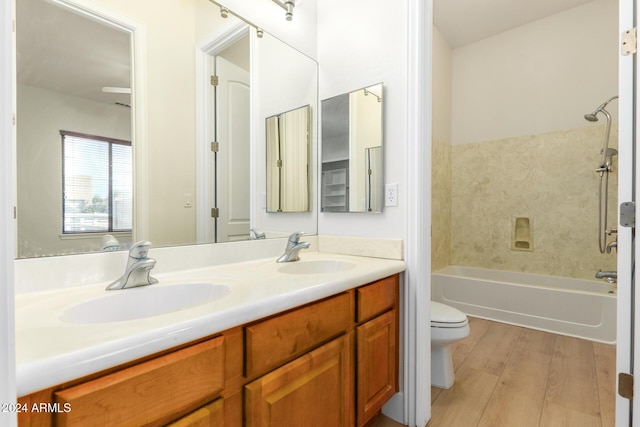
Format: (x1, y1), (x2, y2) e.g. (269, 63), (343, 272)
(61, 131), (132, 233)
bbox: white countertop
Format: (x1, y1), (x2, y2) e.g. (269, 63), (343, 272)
(15, 251), (405, 396)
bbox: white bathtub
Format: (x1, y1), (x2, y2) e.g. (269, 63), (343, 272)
(431, 266), (616, 344)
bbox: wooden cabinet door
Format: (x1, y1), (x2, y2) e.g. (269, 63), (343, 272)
(167, 398), (224, 427)
(245, 333), (354, 427)
(356, 310), (397, 427)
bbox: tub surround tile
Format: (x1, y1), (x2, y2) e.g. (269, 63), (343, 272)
(432, 136), (452, 271)
(451, 125), (618, 280)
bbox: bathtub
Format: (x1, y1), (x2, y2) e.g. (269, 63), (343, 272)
(431, 266), (616, 344)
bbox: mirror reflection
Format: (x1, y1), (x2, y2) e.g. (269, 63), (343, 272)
(15, 0), (318, 258)
(16, 0), (132, 258)
(266, 105), (311, 212)
(321, 83), (383, 213)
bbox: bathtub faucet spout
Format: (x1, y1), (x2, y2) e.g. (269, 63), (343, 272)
(595, 270), (617, 283)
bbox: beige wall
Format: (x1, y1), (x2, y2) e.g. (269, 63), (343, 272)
(451, 0), (618, 145)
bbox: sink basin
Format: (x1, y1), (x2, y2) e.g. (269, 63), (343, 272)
(61, 282), (231, 324)
(278, 260), (356, 275)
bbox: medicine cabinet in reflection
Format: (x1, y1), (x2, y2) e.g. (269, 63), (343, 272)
(266, 105), (311, 212)
(321, 83), (383, 213)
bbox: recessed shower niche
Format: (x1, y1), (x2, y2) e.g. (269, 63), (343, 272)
(512, 216), (533, 251)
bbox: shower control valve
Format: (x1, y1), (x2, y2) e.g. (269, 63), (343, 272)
(606, 227), (618, 235)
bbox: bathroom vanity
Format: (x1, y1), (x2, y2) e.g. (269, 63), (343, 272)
(14, 250), (404, 427)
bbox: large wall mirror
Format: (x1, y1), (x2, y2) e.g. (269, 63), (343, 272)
(321, 83), (383, 213)
(15, 0), (318, 258)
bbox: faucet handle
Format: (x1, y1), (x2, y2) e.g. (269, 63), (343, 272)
(128, 241), (152, 259)
(288, 231), (304, 243)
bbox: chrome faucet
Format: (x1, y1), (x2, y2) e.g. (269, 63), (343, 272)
(249, 228), (266, 240)
(595, 270), (617, 284)
(106, 241), (159, 290)
(606, 240), (617, 253)
(277, 231), (310, 263)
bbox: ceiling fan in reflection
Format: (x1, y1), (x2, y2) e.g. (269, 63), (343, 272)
(102, 86), (131, 108)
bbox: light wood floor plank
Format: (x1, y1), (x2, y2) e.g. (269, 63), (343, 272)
(593, 342), (616, 427)
(428, 366), (499, 427)
(462, 321), (523, 376)
(451, 317), (493, 370)
(539, 401), (601, 427)
(545, 336), (601, 417)
(431, 386), (442, 403)
(515, 327), (556, 356)
(427, 318), (616, 427)
(477, 348), (552, 427)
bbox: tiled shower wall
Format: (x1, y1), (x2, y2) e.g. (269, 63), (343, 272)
(450, 125), (618, 280)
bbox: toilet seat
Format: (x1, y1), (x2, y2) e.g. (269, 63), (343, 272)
(431, 301), (468, 328)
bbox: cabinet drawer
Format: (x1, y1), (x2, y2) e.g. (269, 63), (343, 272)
(356, 275), (398, 323)
(245, 292), (351, 378)
(54, 336), (225, 426)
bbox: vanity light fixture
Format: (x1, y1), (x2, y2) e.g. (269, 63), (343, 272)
(220, 7), (229, 18)
(272, 0), (295, 21)
(364, 88), (382, 103)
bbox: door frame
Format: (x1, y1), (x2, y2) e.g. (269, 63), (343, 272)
(619, 0), (635, 425)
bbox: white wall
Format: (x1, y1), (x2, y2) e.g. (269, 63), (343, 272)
(452, 0), (618, 145)
(317, 0), (407, 239)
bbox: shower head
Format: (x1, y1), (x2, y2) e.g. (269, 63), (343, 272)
(584, 95), (618, 122)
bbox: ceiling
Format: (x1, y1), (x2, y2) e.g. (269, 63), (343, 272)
(434, 0), (597, 48)
(16, 0), (600, 105)
(16, 0), (131, 107)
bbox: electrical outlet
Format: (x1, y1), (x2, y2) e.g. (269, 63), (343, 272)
(385, 183), (398, 207)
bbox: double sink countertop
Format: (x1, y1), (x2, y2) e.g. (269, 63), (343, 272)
(15, 251), (406, 396)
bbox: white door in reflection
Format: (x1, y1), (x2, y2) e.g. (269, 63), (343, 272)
(215, 56), (250, 242)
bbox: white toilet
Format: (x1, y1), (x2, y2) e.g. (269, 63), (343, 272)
(431, 301), (470, 389)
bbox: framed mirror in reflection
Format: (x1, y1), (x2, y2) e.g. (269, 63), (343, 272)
(321, 83), (383, 213)
(266, 105), (311, 213)
(15, 0), (318, 259)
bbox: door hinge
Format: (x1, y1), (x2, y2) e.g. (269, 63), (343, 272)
(211, 207), (219, 218)
(276, 159), (283, 168)
(211, 141), (219, 152)
(620, 202), (635, 228)
(622, 28), (637, 55)
(13, 206), (17, 219)
(619, 373), (633, 399)
(211, 75), (219, 86)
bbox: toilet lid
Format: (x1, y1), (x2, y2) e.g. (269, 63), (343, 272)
(431, 301), (467, 326)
